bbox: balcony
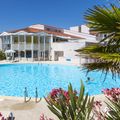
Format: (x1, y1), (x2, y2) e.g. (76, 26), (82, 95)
(12, 43), (50, 51)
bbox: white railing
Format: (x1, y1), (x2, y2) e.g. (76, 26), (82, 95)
(12, 43), (50, 50)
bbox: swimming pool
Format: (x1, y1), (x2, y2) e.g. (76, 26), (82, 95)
(0, 63), (120, 97)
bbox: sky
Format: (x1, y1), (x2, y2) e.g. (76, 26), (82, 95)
(0, 0), (116, 32)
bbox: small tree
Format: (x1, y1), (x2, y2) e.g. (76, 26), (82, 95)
(0, 51), (5, 60)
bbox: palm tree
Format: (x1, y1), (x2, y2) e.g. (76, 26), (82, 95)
(78, 45), (120, 79)
(78, 4), (120, 79)
(85, 4), (120, 47)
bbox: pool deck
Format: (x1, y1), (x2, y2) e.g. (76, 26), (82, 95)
(0, 96), (58, 120)
(0, 60), (107, 120)
(0, 95), (107, 120)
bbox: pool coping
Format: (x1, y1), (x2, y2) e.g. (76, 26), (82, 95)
(0, 60), (82, 67)
(0, 94), (105, 101)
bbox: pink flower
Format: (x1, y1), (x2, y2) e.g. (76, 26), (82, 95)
(94, 101), (102, 107)
(1, 117), (5, 120)
(0, 113), (2, 117)
(102, 88), (120, 101)
(50, 88), (69, 99)
(48, 88), (78, 105)
(40, 113), (54, 120)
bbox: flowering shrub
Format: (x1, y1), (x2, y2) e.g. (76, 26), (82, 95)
(0, 113), (5, 120)
(0, 112), (15, 120)
(46, 81), (94, 120)
(50, 88), (69, 100)
(0, 112), (8, 120)
(49, 88), (77, 104)
(92, 101), (107, 120)
(40, 114), (54, 120)
(102, 88), (120, 102)
(92, 88), (120, 120)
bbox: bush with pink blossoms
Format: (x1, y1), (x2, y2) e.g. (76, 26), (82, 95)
(92, 100), (108, 120)
(46, 82), (94, 120)
(40, 114), (54, 120)
(0, 113), (5, 120)
(92, 87), (120, 120)
(0, 112), (15, 120)
(48, 88), (77, 104)
(102, 88), (120, 102)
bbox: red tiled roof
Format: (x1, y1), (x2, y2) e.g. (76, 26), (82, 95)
(9, 28), (41, 33)
(9, 27), (84, 39)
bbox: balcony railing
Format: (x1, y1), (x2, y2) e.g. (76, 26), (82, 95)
(12, 43), (50, 50)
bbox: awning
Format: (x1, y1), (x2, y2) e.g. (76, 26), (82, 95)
(5, 50), (15, 53)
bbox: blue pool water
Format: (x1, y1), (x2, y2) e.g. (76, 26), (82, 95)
(0, 63), (120, 97)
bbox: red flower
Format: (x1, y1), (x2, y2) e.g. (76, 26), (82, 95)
(102, 88), (120, 102)
(94, 101), (102, 107)
(0, 113), (2, 117)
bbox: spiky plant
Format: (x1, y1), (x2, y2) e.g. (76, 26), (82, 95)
(85, 4), (120, 46)
(45, 81), (94, 120)
(78, 44), (120, 79)
(104, 99), (120, 120)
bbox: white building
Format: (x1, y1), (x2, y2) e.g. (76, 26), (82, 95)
(0, 24), (97, 62)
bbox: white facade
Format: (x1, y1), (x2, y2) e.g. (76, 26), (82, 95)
(51, 41), (85, 60)
(70, 26), (81, 32)
(80, 25), (90, 34)
(64, 29), (96, 41)
(70, 25), (90, 34)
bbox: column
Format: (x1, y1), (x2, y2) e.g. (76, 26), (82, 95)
(18, 35), (20, 60)
(38, 34), (41, 61)
(3, 36), (6, 51)
(3, 36), (5, 51)
(50, 34), (54, 61)
(43, 34), (46, 61)
(10, 35), (13, 60)
(5, 36), (7, 50)
(49, 34), (53, 60)
(31, 35), (34, 61)
(24, 35), (26, 59)
(10, 35), (13, 50)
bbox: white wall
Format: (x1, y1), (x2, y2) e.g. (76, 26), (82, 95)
(51, 41), (86, 60)
(70, 26), (80, 32)
(70, 25), (90, 34)
(81, 25), (90, 34)
(64, 29), (96, 41)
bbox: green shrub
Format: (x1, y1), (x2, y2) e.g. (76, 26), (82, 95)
(0, 51), (5, 60)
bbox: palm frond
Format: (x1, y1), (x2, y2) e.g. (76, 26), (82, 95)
(85, 4), (120, 46)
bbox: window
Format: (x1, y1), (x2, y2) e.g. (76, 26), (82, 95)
(20, 36), (24, 43)
(26, 36), (31, 44)
(34, 36), (38, 44)
(46, 28), (50, 31)
(14, 36), (18, 44)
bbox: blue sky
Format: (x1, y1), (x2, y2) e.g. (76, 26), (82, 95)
(0, 0), (115, 32)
